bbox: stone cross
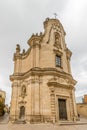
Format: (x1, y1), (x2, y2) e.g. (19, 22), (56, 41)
(54, 13), (57, 19)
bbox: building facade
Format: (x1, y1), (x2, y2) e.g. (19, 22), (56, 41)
(0, 90), (6, 116)
(0, 90), (6, 102)
(10, 18), (77, 123)
(77, 95), (87, 117)
(83, 95), (87, 103)
(77, 103), (87, 118)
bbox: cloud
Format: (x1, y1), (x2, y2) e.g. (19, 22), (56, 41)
(0, 0), (87, 104)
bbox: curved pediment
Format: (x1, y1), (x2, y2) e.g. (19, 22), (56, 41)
(47, 76), (76, 88)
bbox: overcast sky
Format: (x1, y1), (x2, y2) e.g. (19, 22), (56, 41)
(0, 0), (87, 104)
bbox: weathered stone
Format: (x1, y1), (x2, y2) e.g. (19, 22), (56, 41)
(10, 18), (77, 123)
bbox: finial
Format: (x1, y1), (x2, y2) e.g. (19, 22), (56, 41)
(54, 13), (57, 19)
(46, 17), (49, 21)
(16, 44), (20, 53)
(32, 33), (34, 37)
(22, 49), (25, 54)
(40, 32), (42, 36)
(36, 33), (38, 36)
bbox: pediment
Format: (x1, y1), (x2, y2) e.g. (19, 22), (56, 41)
(47, 77), (73, 88)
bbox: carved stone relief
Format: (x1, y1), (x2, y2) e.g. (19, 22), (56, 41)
(54, 32), (62, 49)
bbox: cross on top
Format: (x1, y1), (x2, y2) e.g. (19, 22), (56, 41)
(54, 13), (57, 19)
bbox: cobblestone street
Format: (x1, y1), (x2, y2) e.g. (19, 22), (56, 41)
(0, 113), (9, 124)
(0, 123), (87, 130)
(0, 114), (87, 130)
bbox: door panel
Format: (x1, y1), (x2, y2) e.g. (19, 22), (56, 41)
(58, 99), (67, 120)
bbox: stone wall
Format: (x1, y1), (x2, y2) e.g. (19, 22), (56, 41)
(77, 103), (87, 117)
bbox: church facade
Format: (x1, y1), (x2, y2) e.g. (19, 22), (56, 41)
(10, 18), (77, 123)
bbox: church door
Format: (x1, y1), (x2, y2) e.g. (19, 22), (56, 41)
(58, 99), (67, 120)
(19, 106), (25, 120)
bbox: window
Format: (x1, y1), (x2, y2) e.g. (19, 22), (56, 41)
(56, 55), (61, 67)
(19, 106), (25, 119)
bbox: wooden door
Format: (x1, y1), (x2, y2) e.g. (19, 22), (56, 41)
(58, 99), (67, 120)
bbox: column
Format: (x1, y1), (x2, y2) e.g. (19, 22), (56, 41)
(72, 88), (78, 121)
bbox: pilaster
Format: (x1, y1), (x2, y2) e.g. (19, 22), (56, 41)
(10, 81), (18, 121)
(49, 86), (56, 123)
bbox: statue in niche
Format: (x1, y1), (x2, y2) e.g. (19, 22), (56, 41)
(55, 32), (61, 49)
(21, 85), (26, 98)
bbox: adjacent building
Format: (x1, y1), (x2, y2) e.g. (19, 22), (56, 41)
(10, 18), (77, 123)
(0, 90), (6, 102)
(0, 90), (6, 116)
(77, 95), (87, 117)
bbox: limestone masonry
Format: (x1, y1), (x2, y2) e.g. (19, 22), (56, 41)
(10, 18), (77, 123)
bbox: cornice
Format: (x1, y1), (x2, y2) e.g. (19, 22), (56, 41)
(10, 67), (77, 86)
(13, 53), (22, 61)
(66, 48), (72, 59)
(47, 82), (74, 89)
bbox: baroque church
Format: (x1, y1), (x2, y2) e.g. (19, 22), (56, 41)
(10, 18), (78, 123)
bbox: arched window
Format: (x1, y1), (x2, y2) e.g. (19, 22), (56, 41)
(19, 106), (25, 119)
